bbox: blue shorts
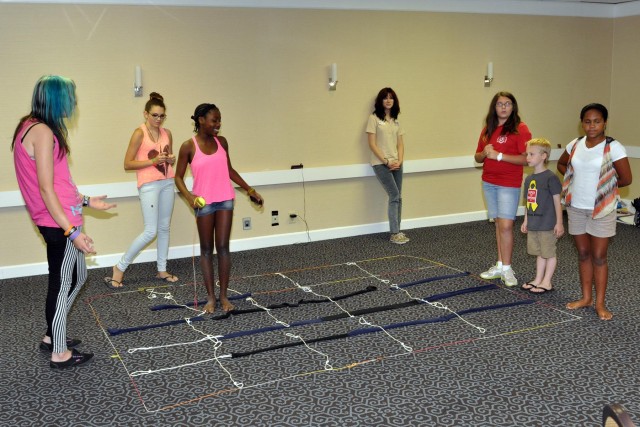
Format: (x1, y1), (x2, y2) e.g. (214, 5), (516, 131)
(482, 181), (521, 220)
(194, 199), (234, 217)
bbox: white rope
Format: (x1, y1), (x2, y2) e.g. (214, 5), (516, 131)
(350, 262), (486, 334)
(277, 272), (413, 353)
(186, 318), (243, 388)
(246, 297), (290, 327)
(285, 333), (333, 370)
(244, 295), (337, 369)
(129, 355), (231, 377)
(241, 277), (339, 370)
(145, 289), (207, 316)
(93, 255), (586, 414)
(128, 335), (223, 353)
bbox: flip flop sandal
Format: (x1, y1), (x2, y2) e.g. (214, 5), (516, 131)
(529, 285), (554, 294)
(103, 277), (123, 289)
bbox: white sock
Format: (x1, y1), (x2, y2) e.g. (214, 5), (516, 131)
(496, 261), (503, 269)
(502, 264), (511, 271)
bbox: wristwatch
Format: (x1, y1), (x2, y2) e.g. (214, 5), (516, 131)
(497, 153), (503, 162)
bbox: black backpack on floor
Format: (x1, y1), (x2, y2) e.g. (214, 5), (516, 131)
(632, 197), (640, 228)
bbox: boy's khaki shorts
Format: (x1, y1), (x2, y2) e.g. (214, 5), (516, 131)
(527, 230), (557, 259)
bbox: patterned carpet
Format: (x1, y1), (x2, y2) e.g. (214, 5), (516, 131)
(1, 218), (639, 426)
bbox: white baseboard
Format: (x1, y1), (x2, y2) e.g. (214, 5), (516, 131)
(0, 209), (505, 280)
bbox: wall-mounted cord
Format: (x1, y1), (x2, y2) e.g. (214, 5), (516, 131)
(291, 165), (311, 244)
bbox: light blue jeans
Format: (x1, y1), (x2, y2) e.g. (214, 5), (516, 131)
(117, 178), (175, 272)
(373, 164), (403, 234)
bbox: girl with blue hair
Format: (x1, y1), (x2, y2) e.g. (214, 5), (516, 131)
(12, 75), (116, 368)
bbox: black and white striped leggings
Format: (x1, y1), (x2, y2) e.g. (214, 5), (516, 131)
(38, 226), (87, 354)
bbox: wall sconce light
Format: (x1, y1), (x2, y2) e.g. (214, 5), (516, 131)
(484, 62), (493, 87)
(328, 63), (338, 91)
(134, 65), (143, 97)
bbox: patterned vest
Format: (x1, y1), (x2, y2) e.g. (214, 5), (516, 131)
(560, 136), (618, 219)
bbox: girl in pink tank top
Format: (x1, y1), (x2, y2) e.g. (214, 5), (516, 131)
(11, 75), (116, 369)
(107, 92), (178, 288)
(175, 103), (263, 313)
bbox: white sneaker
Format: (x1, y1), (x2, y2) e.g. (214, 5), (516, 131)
(397, 232), (410, 242)
(501, 268), (518, 287)
(480, 264), (502, 279)
(390, 233), (409, 244)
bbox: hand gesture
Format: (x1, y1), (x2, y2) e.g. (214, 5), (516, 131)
(387, 160), (401, 170)
(73, 232), (96, 255)
(87, 195), (117, 211)
(156, 152), (168, 164)
(483, 144), (497, 159)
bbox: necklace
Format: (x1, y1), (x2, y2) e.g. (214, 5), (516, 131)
(145, 123), (160, 144)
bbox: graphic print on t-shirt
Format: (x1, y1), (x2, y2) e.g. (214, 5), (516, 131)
(527, 180), (538, 211)
(147, 145), (170, 176)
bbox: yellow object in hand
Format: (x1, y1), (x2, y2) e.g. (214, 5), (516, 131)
(194, 197), (206, 208)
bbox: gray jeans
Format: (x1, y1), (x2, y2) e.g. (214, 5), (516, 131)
(373, 164), (403, 234)
(117, 178), (176, 272)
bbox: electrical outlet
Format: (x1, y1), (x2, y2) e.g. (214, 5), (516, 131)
(242, 217), (252, 230)
(289, 212), (298, 223)
(271, 210), (279, 226)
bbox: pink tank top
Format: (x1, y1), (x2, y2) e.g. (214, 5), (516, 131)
(191, 136), (235, 203)
(13, 119), (83, 227)
(135, 124), (175, 188)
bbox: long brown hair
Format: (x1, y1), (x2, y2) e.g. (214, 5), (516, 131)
(482, 91), (522, 141)
(373, 87), (400, 121)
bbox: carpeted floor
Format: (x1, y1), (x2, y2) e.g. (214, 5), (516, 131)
(1, 217), (639, 426)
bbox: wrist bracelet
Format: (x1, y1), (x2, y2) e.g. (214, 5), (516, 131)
(68, 229), (81, 241)
(64, 225), (76, 237)
(82, 195), (90, 207)
(248, 188), (256, 195)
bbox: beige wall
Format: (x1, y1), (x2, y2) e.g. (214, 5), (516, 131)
(611, 15), (640, 143)
(1, 4), (638, 271)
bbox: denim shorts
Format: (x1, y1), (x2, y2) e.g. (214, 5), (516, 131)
(194, 199), (234, 217)
(482, 181), (521, 220)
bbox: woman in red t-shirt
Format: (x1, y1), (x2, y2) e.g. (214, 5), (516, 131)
(474, 92), (531, 288)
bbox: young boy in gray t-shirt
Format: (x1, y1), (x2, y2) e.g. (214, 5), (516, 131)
(520, 138), (565, 293)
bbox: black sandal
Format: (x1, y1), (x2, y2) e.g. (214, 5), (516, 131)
(528, 285), (554, 294)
